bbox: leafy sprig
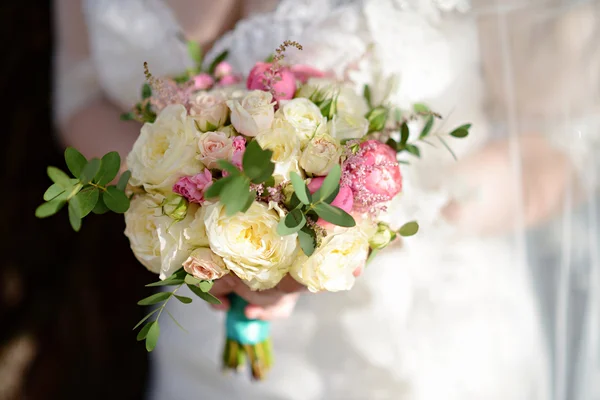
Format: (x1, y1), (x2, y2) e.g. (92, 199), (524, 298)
(366, 221), (420, 264)
(36, 147), (131, 231)
(135, 268), (221, 352)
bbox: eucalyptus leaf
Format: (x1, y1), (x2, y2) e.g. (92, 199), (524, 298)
(145, 321), (160, 352)
(204, 176), (232, 199)
(137, 292), (171, 306)
(137, 321), (155, 341)
(92, 196), (110, 215)
(289, 172), (311, 205)
(398, 221), (419, 237)
(133, 308), (159, 331)
(298, 227), (316, 256)
(64, 147), (87, 178)
(242, 141), (275, 184)
(312, 164), (341, 202)
(35, 196), (67, 218)
(217, 160), (241, 175)
(103, 186), (130, 213)
(68, 202), (82, 232)
(187, 284), (221, 305)
(47, 166), (71, 188)
(43, 184), (65, 201)
(240, 191), (256, 213)
(277, 209), (306, 236)
(73, 187), (99, 218)
(174, 295), (193, 304)
(313, 203), (356, 227)
(117, 170), (131, 191)
(221, 176), (251, 216)
(95, 152), (121, 185)
(79, 158), (101, 183)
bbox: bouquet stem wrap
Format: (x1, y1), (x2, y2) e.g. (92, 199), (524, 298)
(223, 293), (273, 380)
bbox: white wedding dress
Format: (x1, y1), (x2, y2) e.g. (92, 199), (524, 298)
(55, 0), (600, 399)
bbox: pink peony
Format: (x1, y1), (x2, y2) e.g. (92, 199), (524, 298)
(343, 140), (402, 213)
(307, 176), (354, 228)
(290, 64), (325, 83)
(246, 62), (296, 102)
(231, 136), (246, 169)
(214, 61), (234, 78)
(172, 169), (213, 204)
(192, 73), (215, 91)
(218, 74), (242, 87)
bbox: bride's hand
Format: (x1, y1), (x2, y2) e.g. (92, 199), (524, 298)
(209, 274), (306, 320)
(441, 134), (575, 235)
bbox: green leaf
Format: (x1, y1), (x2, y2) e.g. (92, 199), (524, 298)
(385, 139), (398, 152)
(289, 172), (311, 205)
(208, 50), (229, 74)
(133, 308), (160, 331)
(240, 191), (256, 213)
(68, 202), (82, 232)
(264, 53), (275, 63)
(79, 158), (101, 183)
(366, 248), (379, 265)
(438, 136), (457, 161)
(413, 103), (430, 114)
(217, 160), (241, 175)
(184, 275), (202, 285)
(199, 280), (213, 292)
(204, 176), (233, 199)
(400, 123), (410, 146)
(35, 196), (67, 218)
(145, 279), (185, 288)
(312, 164), (341, 202)
(120, 112), (136, 121)
(298, 227), (316, 256)
(72, 187), (99, 218)
(277, 209), (306, 236)
(366, 106), (389, 132)
(398, 221), (419, 237)
(92, 196), (110, 214)
(221, 176), (251, 216)
(187, 40), (203, 66)
(313, 203), (356, 227)
(103, 186), (130, 213)
(174, 295), (193, 304)
(116, 170), (131, 192)
(47, 166), (71, 188)
(95, 152), (121, 185)
(322, 185), (340, 205)
(137, 292), (171, 306)
(141, 83), (152, 100)
(43, 184), (65, 201)
(449, 125), (470, 138)
(187, 284), (221, 305)
(420, 115), (434, 138)
(363, 84), (372, 108)
(242, 141), (275, 184)
(145, 321), (160, 352)
(64, 147), (87, 178)
(405, 144), (421, 158)
(137, 321), (155, 341)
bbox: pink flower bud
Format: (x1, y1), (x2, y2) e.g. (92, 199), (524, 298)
(192, 73), (215, 91)
(218, 74), (242, 87)
(246, 62), (296, 102)
(214, 61), (234, 78)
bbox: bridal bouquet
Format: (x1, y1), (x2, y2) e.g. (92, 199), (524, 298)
(36, 41), (470, 379)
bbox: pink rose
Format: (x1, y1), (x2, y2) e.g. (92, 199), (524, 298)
(246, 62), (296, 102)
(307, 176), (354, 228)
(218, 74), (242, 87)
(343, 140), (402, 212)
(290, 64), (325, 83)
(192, 73), (215, 91)
(173, 169), (213, 204)
(231, 136), (246, 169)
(214, 61), (234, 78)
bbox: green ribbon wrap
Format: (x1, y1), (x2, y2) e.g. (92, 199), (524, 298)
(225, 294), (271, 345)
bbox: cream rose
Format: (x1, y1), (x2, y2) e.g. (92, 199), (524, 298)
(125, 195), (197, 279)
(297, 78), (368, 116)
(196, 130), (235, 169)
(183, 247), (229, 280)
(290, 226), (369, 292)
(299, 134), (342, 176)
(256, 121), (301, 180)
(183, 206), (210, 248)
(328, 111), (369, 141)
(127, 104), (203, 194)
(189, 91), (229, 132)
(275, 98), (325, 147)
(204, 201), (298, 290)
(226, 90), (275, 137)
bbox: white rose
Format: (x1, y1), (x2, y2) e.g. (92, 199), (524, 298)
(336, 85), (369, 117)
(204, 201), (298, 290)
(276, 98), (325, 147)
(290, 226), (369, 292)
(256, 121), (301, 180)
(127, 104), (203, 194)
(189, 91), (229, 132)
(328, 111), (369, 141)
(299, 134), (342, 176)
(297, 78), (368, 116)
(226, 90), (275, 137)
(125, 195), (197, 279)
(196, 130), (234, 169)
(183, 247), (229, 280)
(183, 206), (209, 248)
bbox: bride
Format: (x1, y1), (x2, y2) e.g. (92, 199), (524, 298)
(54, 0), (600, 399)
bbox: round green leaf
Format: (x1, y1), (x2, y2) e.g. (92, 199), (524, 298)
(116, 170), (131, 191)
(313, 164), (341, 202)
(221, 176), (251, 216)
(95, 152), (121, 185)
(242, 140), (275, 183)
(289, 172), (311, 205)
(298, 227), (316, 256)
(204, 176), (232, 199)
(92, 196), (110, 214)
(64, 147), (87, 178)
(277, 209), (306, 236)
(47, 166), (71, 188)
(43, 184), (65, 201)
(145, 321), (160, 352)
(73, 187), (100, 218)
(35, 197), (67, 219)
(79, 158), (101, 183)
(103, 186), (130, 213)
(398, 221), (419, 237)
(68, 202), (82, 232)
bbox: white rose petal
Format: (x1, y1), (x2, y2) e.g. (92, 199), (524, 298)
(183, 206), (210, 248)
(328, 111), (369, 141)
(256, 121), (302, 180)
(126, 104), (203, 194)
(183, 247), (229, 281)
(290, 226), (369, 293)
(189, 91), (229, 132)
(204, 201), (298, 290)
(196, 130), (235, 169)
(299, 134), (342, 176)
(226, 90), (275, 137)
(276, 98), (325, 147)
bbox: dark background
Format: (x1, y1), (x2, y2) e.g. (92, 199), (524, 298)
(1, 2), (150, 398)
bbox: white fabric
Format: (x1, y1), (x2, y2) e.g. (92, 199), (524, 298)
(58, 0), (600, 399)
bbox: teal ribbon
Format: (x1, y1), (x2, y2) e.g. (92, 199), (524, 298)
(225, 294), (271, 345)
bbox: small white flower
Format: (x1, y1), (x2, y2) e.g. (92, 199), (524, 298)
(226, 90), (275, 137)
(275, 98), (326, 147)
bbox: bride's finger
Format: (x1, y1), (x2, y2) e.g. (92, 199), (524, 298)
(230, 279), (284, 307)
(276, 275), (306, 293)
(210, 274), (236, 296)
(245, 293), (299, 320)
